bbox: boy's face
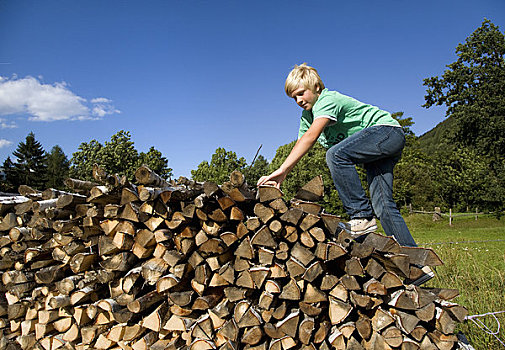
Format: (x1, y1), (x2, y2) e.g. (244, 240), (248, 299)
(291, 86), (320, 111)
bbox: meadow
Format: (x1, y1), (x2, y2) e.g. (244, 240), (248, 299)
(399, 214), (505, 349)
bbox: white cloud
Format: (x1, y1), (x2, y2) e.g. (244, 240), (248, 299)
(0, 76), (120, 122)
(91, 97), (111, 103)
(91, 98), (121, 118)
(0, 139), (13, 148)
(0, 118), (17, 129)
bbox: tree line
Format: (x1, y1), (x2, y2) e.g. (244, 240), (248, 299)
(1, 130), (172, 193)
(2, 19), (503, 215)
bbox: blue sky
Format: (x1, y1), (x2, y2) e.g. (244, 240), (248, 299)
(1, 0), (504, 178)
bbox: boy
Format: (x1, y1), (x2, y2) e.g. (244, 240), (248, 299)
(257, 63), (433, 285)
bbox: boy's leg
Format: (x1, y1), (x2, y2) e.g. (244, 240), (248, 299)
(326, 126), (416, 237)
(326, 125), (405, 219)
(367, 156), (435, 285)
(325, 130), (374, 219)
(365, 157), (417, 247)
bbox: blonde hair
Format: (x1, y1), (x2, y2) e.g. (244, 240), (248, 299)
(285, 63), (325, 97)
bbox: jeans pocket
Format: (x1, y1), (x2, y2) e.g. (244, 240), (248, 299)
(376, 127), (405, 156)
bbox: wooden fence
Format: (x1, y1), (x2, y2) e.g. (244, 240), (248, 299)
(407, 205), (484, 226)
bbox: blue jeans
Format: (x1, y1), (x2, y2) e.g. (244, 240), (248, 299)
(325, 125), (417, 247)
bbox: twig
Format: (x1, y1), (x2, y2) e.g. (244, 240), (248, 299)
(250, 144), (263, 168)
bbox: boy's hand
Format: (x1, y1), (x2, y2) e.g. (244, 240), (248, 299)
(257, 119), (329, 189)
(257, 168), (287, 189)
(257, 178), (279, 187)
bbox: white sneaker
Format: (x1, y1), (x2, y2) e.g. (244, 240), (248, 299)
(339, 218), (377, 237)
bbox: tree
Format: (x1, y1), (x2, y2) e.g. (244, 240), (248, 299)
(423, 19), (505, 160)
(12, 132), (47, 189)
(389, 111), (439, 209)
(139, 147), (171, 179)
(98, 130), (141, 180)
(69, 140), (103, 181)
(70, 130), (172, 181)
(431, 147), (501, 211)
(191, 148), (247, 184)
(46, 146), (70, 189)
(393, 148), (437, 209)
(423, 19), (505, 211)
(1, 156), (18, 193)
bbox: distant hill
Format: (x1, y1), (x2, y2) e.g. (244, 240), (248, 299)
(415, 115), (456, 154)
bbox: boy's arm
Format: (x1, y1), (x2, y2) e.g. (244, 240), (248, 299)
(257, 117), (331, 188)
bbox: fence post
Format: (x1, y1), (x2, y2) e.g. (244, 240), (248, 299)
(433, 207), (442, 221)
(475, 207), (478, 221)
(409, 203), (412, 214)
(449, 208), (452, 226)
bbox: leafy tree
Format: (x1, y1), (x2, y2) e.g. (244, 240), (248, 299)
(69, 140), (103, 181)
(12, 132), (47, 189)
(391, 112), (416, 146)
(1, 156), (18, 193)
(98, 131), (141, 180)
(191, 148), (247, 184)
(393, 148), (436, 209)
(423, 19), (505, 160)
(423, 19), (505, 211)
(390, 111), (440, 209)
(431, 147), (500, 211)
(139, 147), (172, 179)
(70, 130), (172, 182)
(46, 146), (70, 189)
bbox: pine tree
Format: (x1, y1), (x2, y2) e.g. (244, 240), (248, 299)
(1, 156), (18, 193)
(12, 132), (47, 189)
(46, 145), (70, 189)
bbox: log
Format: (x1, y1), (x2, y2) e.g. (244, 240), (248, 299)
(329, 297), (352, 325)
(135, 165), (169, 187)
(382, 326), (403, 347)
(0, 196), (29, 216)
(1, 213), (21, 232)
(400, 246), (444, 266)
(291, 199), (322, 215)
(142, 258), (169, 285)
(258, 186), (283, 203)
(128, 291), (164, 313)
(276, 310), (299, 338)
(56, 193), (86, 209)
(142, 303), (168, 332)
(295, 175), (324, 202)
(64, 178), (98, 193)
(70, 253), (97, 274)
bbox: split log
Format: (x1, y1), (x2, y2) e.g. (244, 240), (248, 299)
(295, 175), (324, 202)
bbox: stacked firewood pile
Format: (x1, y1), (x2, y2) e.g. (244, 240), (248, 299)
(0, 165), (468, 350)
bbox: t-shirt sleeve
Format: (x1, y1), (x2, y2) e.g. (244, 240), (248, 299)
(313, 94), (341, 122)
(298, 111), (312, 139)
(314, 114), (337, 126)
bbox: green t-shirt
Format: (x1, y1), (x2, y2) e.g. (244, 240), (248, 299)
(298, 88), (400, 148)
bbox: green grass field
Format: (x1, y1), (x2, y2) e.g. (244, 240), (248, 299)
(391, 214), (505, 349)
